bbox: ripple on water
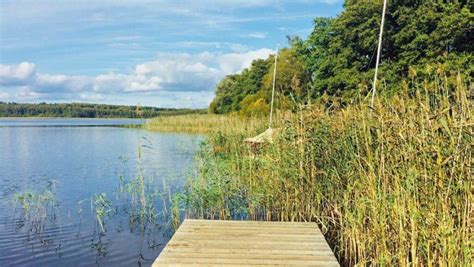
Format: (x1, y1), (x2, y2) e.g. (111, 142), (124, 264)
(0, 222), (94, 265)
(0, 122), (202, 266)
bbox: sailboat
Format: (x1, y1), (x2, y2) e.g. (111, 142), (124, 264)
(245, 0), (387, 146)
(244, 46), (279, 146)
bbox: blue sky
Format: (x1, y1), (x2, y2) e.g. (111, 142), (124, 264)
(0, 0), (342, 108)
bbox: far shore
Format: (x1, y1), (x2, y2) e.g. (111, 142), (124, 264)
(0, 116), (146, 119)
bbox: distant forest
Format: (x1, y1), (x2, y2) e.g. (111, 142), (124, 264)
(0, 102), (206, 118)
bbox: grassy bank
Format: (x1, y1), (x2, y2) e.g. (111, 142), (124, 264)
(148, 73), (472, 266)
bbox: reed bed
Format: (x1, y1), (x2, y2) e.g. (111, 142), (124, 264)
(145, 113), (267, 135)
(166, 72), (472, 266)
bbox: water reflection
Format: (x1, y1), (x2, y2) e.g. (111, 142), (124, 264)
(0, 119), (202, 266)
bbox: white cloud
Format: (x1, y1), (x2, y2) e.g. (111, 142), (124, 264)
(127, 76), (163, 92)
(36, 74), (92, 93)
(79, 93), (106, 101)
(229, 43), (251, 52)
(0, 48), (274, 105)
(242, 32), (268, 39)
(0, 62), (37, 86)
(16, 87), (46, 101)
(217, 48), (273, 74)
(93, 73), (127, 92)
(0, 92), (10, 101)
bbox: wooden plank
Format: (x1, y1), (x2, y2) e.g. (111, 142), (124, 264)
(160, 252), (338, 261)
(156, 258), (339, 266)
(185, 219), (316, 226)
(152, 219), (339, 266)
(171, 235), (327, 243)
(162, 247), (336, 256)
(165, 241), (333, 251)
(178, 227), (322, 235)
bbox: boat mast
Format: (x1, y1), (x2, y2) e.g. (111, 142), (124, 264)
(269, 45), (278, 129)
(371, 0), (388, 106)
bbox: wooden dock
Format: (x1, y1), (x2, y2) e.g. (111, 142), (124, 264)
(153, 219), (339, 266)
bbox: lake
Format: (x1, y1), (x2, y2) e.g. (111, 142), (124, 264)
(0, 118), (203, 266)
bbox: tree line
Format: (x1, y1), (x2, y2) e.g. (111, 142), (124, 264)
(0, 102), (206, 118)
(210, 0), (472, 115)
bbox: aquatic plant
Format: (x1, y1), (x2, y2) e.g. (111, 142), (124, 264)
(91, 193), (114, 234)
(12, 184), (58, 231)
(113, 122), (186, 237)
(175, 71), (472, 266)
(117, 159), (181, 231)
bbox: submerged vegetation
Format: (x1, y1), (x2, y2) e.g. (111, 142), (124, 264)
(175, 71), (472, 265)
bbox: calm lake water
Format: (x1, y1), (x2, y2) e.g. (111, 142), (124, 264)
(0, 118), (203, 266)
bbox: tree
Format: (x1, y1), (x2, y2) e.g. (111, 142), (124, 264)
(297, 1), (473, 100)
(262, 48), (311, 101)
(209, 0), (472, 113)
(209, 58), (271, 114)
(0, 102), (203, 118)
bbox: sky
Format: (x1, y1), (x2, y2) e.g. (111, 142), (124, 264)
(0, 0), (343, 108)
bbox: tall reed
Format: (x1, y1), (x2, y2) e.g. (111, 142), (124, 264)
(177, 71), (472, 266)
(146, 113), (267, 135)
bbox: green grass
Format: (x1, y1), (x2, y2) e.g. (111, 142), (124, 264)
(149, 71), (472, 266)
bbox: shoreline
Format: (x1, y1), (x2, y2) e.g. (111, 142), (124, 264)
(0, 116), (148, 119)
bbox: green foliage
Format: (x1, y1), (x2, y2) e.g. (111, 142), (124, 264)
(209, 75), (239, 114)
(209, 59), (271, 114)
(0, 102), (206, 118)
(262, 48), (311, 100)
(298, 0), (473, 98)
(238, 91), (270, 117)
(210, 1), (472, 113)
(210, 48), (308, 116)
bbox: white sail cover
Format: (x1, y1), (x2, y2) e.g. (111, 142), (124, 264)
(244, 128), (276, 144)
